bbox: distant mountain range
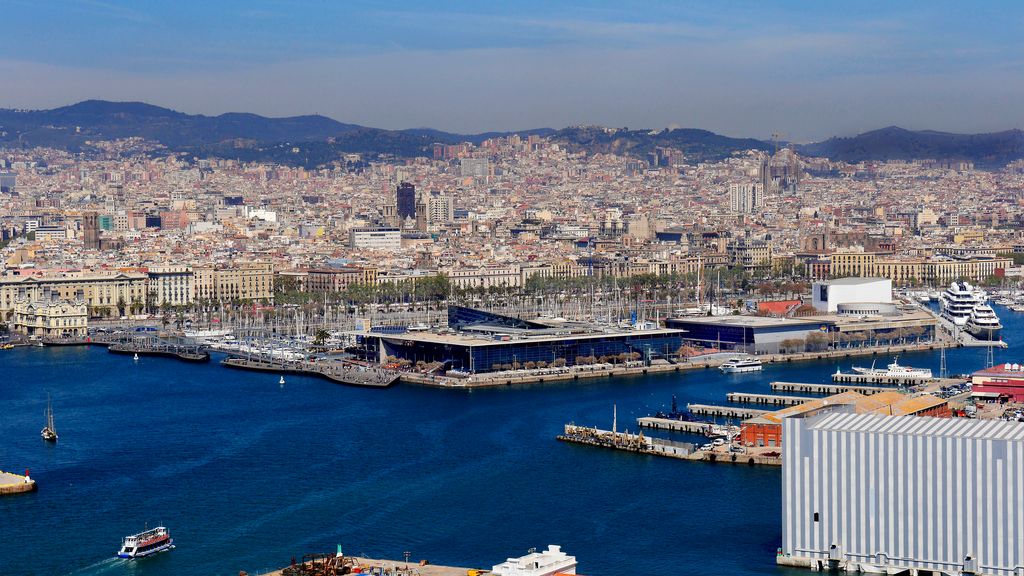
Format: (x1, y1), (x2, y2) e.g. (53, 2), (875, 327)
(797, 126), (1024, 167)
(1, 100), (1022, 168)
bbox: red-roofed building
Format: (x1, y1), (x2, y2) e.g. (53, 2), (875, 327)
(757, 299), (800, 317)
(971, 363), (1024, 402)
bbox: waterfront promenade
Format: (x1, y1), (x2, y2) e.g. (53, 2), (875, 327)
(403, 340), (945, 388)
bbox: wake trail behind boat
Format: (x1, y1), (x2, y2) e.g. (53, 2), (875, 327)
(66, 557), (125, 576)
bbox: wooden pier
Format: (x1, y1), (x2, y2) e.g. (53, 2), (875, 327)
(770, 381), (892, 395)
(725, 392), (813, 406)
(686, 404), (767, 419)
(222, 356), (399, 388)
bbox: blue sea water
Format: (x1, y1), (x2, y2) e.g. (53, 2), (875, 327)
(1, 307), (1020, 576)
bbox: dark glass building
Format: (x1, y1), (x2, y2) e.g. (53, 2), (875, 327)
(396, 182), (416, 220)
(359, 306), (686, 373)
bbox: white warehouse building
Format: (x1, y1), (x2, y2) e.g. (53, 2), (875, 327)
(781, 407), (1024, 576)
(812, 277), (892, 313)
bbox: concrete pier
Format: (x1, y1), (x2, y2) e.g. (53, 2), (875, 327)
(0, 470), (36, 495)
(770, 381), (891, 395)
(637, 416), (718, 434)
(725, 392), (814, 406)
(222, 357), (399, 388)
(686, 404), (767, 419)
(263, 556), (473, 576)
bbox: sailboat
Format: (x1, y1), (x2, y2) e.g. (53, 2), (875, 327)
(41, 395), (58, 442)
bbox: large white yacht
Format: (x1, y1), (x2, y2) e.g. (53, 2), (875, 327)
(491, 545), (577, 576)
(966, 304), (1003, 341)
(940, 282), (980, 326)
(719, 356), (763, 373)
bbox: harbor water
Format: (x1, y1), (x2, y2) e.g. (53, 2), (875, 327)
(1, 306), (1019, 576)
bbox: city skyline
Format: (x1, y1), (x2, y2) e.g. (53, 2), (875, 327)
(3, 1), (1024, 140)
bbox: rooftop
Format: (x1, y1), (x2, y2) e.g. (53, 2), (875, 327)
(816, 277), (891, 286)
(667, 315), (821, 328)
(807, 411), (1024, 442)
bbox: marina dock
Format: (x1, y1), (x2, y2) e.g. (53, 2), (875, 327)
(0, 470), (36, 495)
(769, 381), (892, 395)
(725, 392), (813, 406)
(263, 556), (473, 576)
(637, 416), (720, 434)
(109, 341), (211, 362)
(558, 424), (781, 465)
(686, 403), (767, 419)
(222, 357), (399, 388)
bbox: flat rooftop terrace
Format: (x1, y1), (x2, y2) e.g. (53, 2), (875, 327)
(355, 326), (686, 347)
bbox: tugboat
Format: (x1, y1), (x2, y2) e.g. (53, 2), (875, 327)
(117, 526), (174, 558)
(41, 395), (58, 442)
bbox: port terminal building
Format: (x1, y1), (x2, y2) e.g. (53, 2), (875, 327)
(355, 306), (686, 373)
(665, 309), (937, 355)
(781, 407), (1024, 576)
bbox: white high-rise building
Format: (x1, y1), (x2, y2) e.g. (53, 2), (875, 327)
(729, 182), (764, 213)
(427, 191), (454, 225)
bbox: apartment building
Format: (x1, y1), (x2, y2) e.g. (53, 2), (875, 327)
(193, 262), (275, 303)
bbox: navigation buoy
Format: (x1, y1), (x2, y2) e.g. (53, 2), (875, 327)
(133, 353), (139, 361)
(279, 376), (285, 386)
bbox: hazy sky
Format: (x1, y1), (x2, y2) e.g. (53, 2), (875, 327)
(3, 0), (1023, 140)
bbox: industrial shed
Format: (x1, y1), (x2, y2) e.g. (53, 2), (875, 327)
(781, 408), (1024, 576)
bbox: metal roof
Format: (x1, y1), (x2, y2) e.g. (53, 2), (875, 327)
(808, 412), (1024, 442)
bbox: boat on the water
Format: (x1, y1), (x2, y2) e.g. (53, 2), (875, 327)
(719, 356), (763, 373)
(41, 395), (57, 442)
(850, 357), (933, 379)
(117, 526), (174, 558)
(491, 545), (577, 576)
(965, 304), (1003, 341)
(940, 281), (980, 326)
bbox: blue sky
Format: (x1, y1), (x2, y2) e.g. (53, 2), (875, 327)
(2, 0), (1023, 139)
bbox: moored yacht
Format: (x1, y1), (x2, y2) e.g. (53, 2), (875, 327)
(940, 282), (979, 326)
(966, 304), (1003, 341)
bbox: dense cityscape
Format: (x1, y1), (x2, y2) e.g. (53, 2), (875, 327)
(2, 2), (1023, 576)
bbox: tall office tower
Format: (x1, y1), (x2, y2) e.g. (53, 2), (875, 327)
(82, 211), (100, 249)
(729, 182), (764, 214)
(396, 182), (416, 220)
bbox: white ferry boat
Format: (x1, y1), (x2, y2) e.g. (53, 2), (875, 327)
(851, 357), (933, 379)
(965, 304), (1003, 341)
(940, 282), (979, 326)
(719, 356), (763, 373)
(491, 545), (577, 576)
(117, 526), (174, 558)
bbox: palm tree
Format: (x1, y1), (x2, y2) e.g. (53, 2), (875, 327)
(313, 329), (330, 347)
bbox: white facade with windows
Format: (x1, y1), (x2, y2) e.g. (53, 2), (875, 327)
(348, 227), (401, 251)
(781, 408), (1024, 576)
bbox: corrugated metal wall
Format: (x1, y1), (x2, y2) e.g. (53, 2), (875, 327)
(782, 411), (1024, 576)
